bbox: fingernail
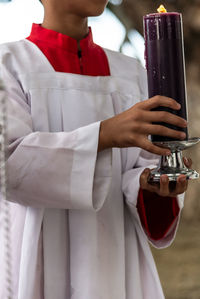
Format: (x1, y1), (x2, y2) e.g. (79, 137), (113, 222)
(176, 103), (181, 109)
(166, 151), (171, 156)
(184, 157), (188, 164)
(161, 176), (168, 183)
(180, 177), (186, 182)
(180, 133), (186, 139)
(183, 120), (188, 127)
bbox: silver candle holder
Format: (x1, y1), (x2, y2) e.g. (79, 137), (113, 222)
(148, 137), (200, 183)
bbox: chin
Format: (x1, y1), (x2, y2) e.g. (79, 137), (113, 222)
(90, 7), (106, 16)
(83, 0), (108, 17)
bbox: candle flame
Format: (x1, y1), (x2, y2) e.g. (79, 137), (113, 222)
(157, 4), (167, 13)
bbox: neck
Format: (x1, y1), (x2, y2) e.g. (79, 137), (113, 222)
(42, 13), (89, 42)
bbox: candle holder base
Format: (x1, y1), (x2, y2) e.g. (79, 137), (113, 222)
(148, 137), (200, 183)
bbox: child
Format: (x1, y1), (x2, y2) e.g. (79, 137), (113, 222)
(0, 0), (191, 298)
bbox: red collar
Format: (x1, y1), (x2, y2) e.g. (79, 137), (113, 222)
(28, 23), (95, 54)
(27, 23), (110, 76)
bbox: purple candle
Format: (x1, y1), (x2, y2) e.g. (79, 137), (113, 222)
(144, 5), (188, 142)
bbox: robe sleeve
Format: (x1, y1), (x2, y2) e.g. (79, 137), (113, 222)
(0, 54), (112, 211)
(122, 148), (184, 248)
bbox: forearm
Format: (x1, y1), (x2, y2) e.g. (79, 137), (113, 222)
(6, 122), (111, 210)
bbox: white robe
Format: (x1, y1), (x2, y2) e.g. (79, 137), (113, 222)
(0, 39), (184, 299)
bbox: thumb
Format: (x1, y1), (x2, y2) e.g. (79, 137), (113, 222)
(140, 168), (151, 188)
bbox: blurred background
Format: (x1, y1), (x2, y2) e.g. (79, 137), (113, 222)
(0, 0), (200, 298)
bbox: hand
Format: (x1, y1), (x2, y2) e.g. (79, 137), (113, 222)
(98, 95), (187, 155)
(139, 157), (192, 197)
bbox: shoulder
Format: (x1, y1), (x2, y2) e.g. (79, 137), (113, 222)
(0, 39), (30, 60)
(0, 39), (52, 76)
(0, 40), (34, 74)
(104, 48), (148, 101)
(104, 48), (145, 80)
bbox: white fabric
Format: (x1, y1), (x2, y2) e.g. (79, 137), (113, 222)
(0, 39), (184, 299)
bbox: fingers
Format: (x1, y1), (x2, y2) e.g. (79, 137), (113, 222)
(140, 170), (188, 197)
(143, 110), (187, 128)
(140, 171), (176, 196)
(141, 140), (171, 156)
(141, 123), (186, 140)
(159, 175), (169, 196)
(159, 175), (188, 196)
(175, 175), (188, 194)
(158, 176), (176, 196)
(183, 157), (192, 168)
(140, 168), (150, 189)
(140, 168), (160, 193)
(141, 95), (181, 111)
